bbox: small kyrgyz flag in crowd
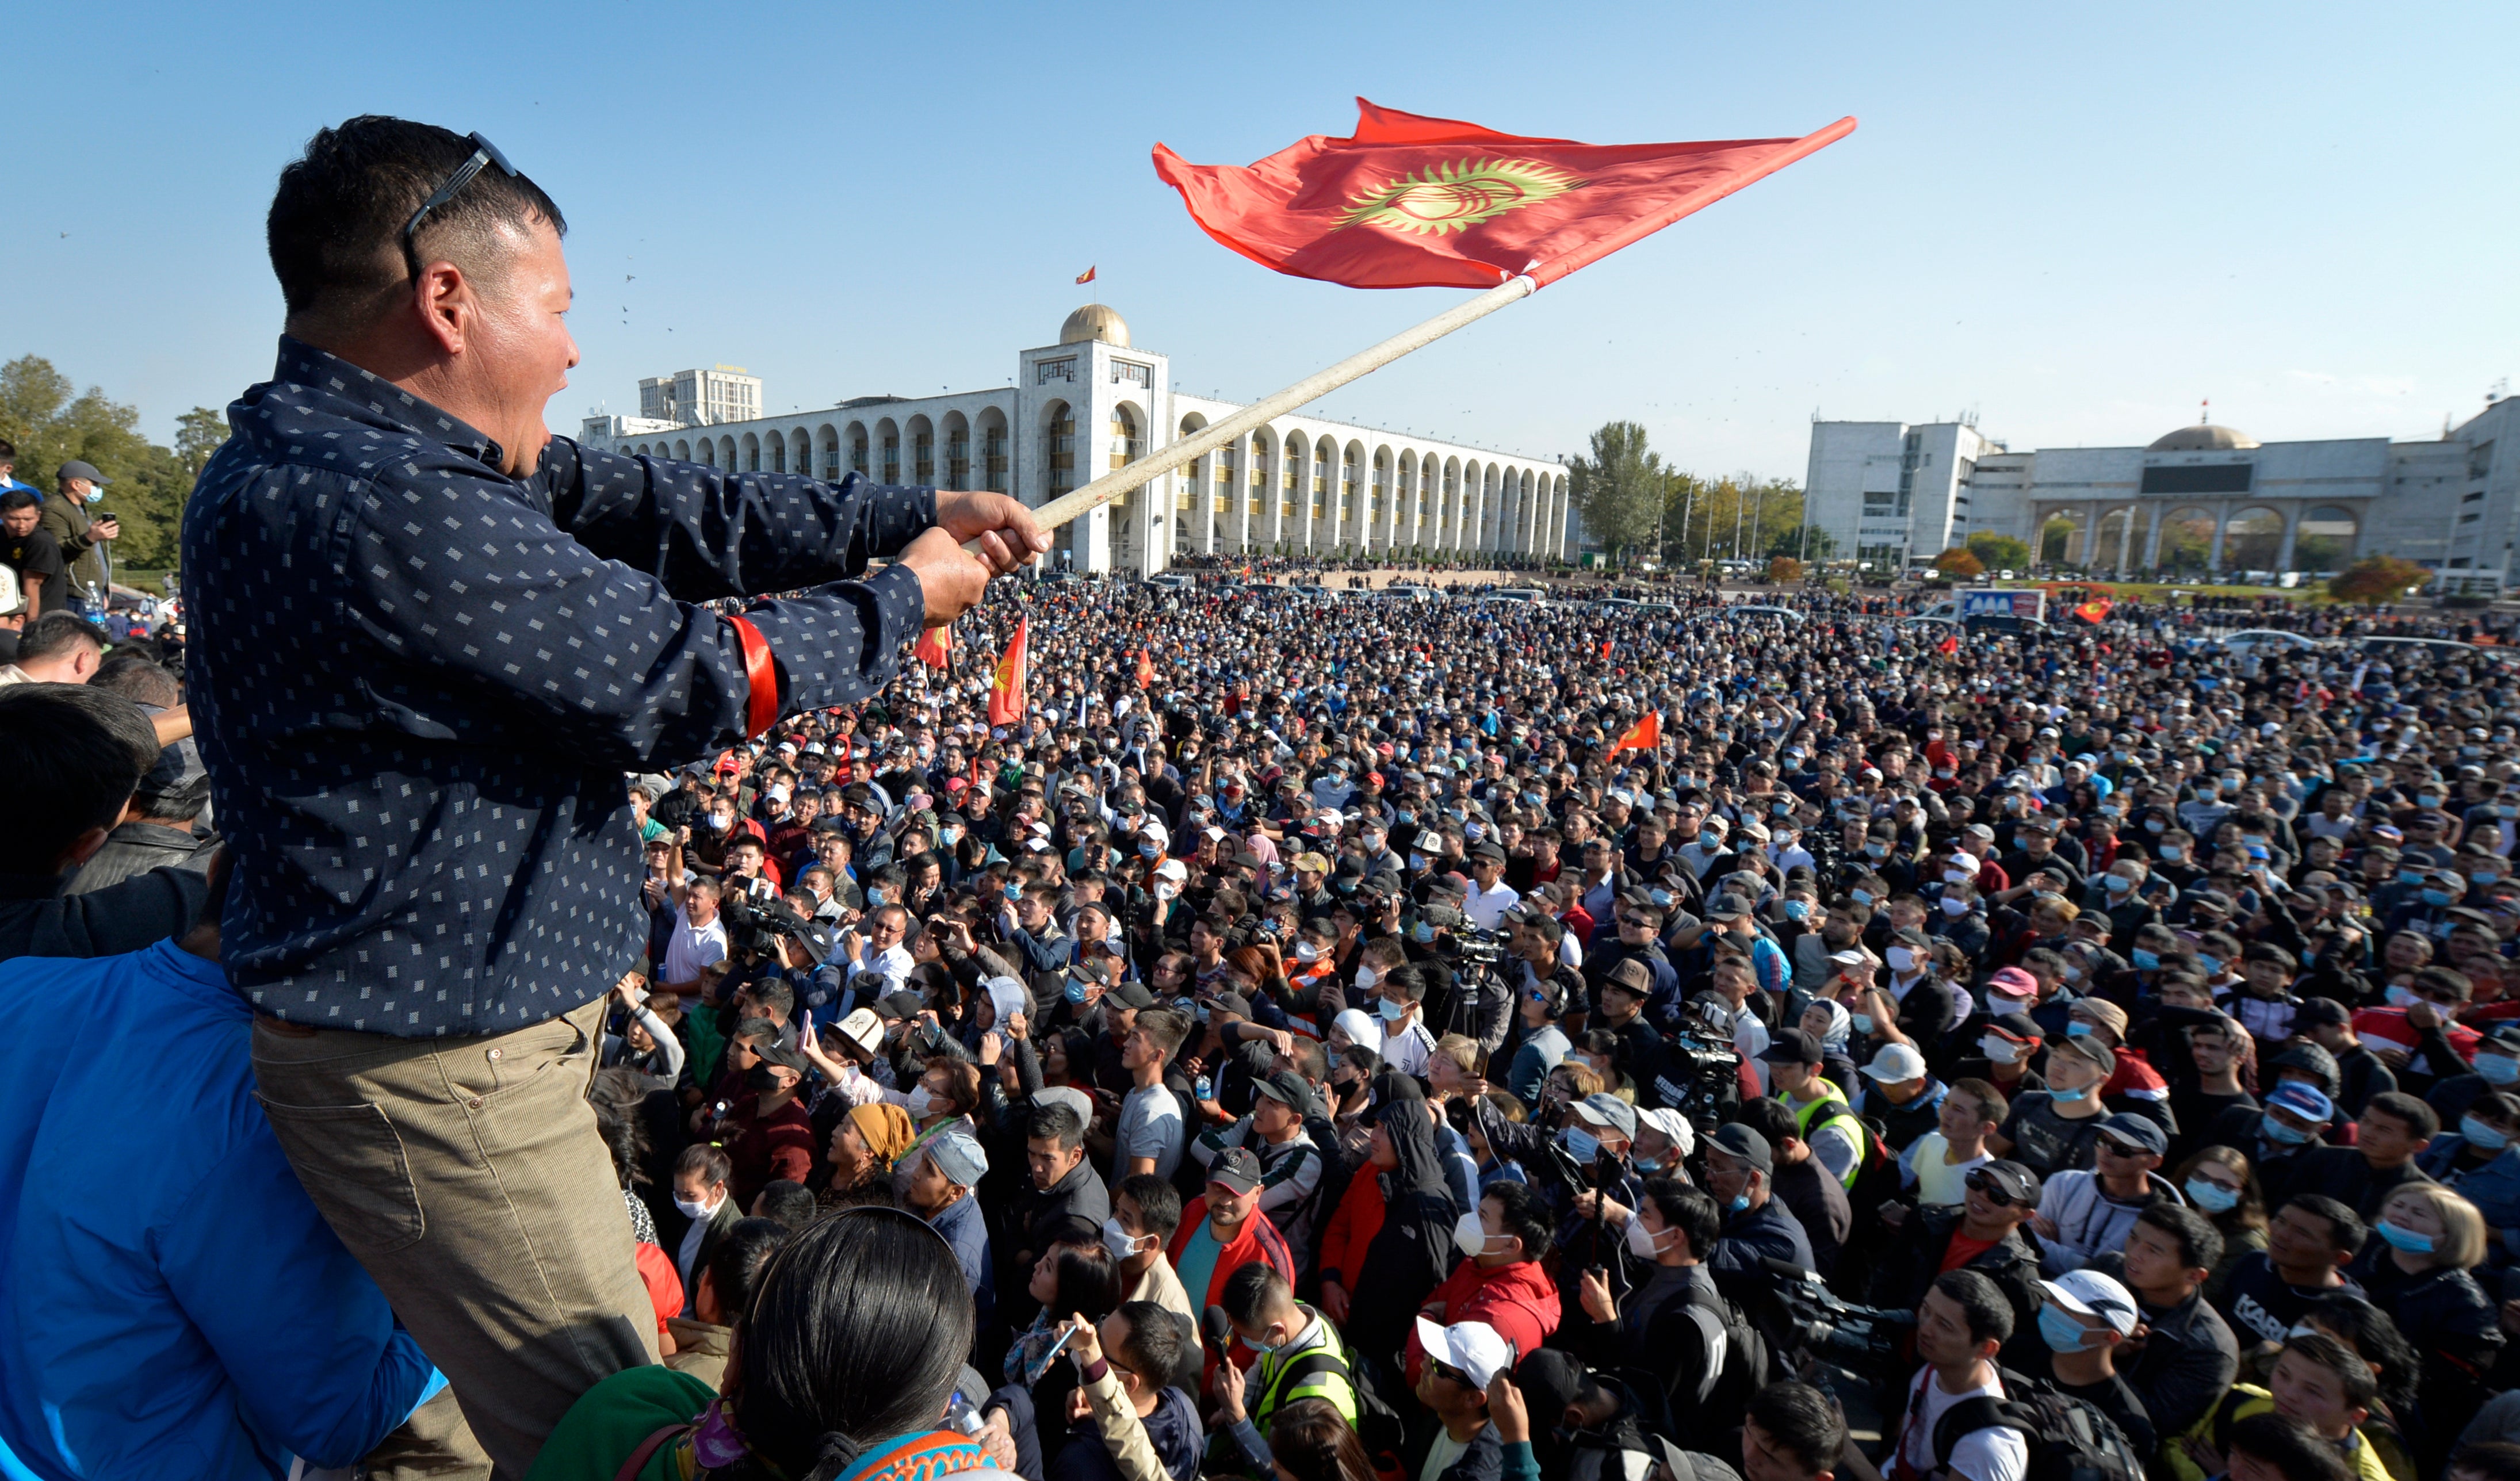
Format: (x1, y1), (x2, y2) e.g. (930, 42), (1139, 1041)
(1135, 649), (1156, 689)
(2073, 596), (2113, 624)
(1076, 265), (1097, 284)
(914, 625), (953, 669)
(988, 617), (1028, 727)
(1612, 711), (1661, 754)
(1938, 634), (1961, 655)
(1599, 640), (1613, 661)
(1153, 99), (1854, 290)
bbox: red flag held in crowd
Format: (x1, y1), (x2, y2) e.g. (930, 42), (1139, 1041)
(913, 625), (952, 670)
(987, 617), (1028, 727)
(1612, 711), (1660, 754)
(1938, 634), (1961, 656)
(2073, 596), (2113, 624)
(1135, 649), (1156, 689)
(1153, 99), (1855, 292)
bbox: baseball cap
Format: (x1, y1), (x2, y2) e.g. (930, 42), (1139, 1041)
(55, 459), (108, 486)
(2052, 1036), (2116, 1078)
(923, 1128), (988, 1188)
(1035, 1085), (1095, 1130)
(1251, 1071), (1308, 1108)
(1413, 1317), (1515, 1391)
(1107, 982), (1157, 1011)
(1861, 1043), (1928, 1083)
(877, 990), (927, 1022)
(1984, 967), (2039, 1004)
(1634, 1106), (1696, 1158)
(1571, 1092), (1640, 1139)
(1971, 1159), (2041, 1205)
(2266, 1082), (2336, 1124)
(1708, 1123), (1773, 1174)
(1759, 1028), (1823, 1066)
(1703, 894), (1751, 921)
(2039, 1270), (2142, 1337)
(1206, 1146), (1265, 1195)
(2289, 997), (2350, 1030)
(2096, 1112), (2169, 1157)
(755, 1043), (809, 1075)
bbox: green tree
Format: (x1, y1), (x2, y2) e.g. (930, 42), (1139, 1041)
(1566, 421), (1664, 564)
(174, 406), (227, 481)
(2329, 555), (2431, 604)
(1965, 531), (2030, 572)
(0, 355), (194, 572)
(1935, 547), (1986, 579)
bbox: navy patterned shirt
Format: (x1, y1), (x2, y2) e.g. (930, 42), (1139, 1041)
(183, 338), (935, 1035)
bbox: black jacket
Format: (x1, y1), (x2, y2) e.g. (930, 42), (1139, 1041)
(0, 868), (204, 965)
(64, 822), (216, 896)
(1867, 1206), (2043, 1342)
(2121, 1287), (2241, 1441)
(2350, 1253), (2506, 1465)
(1348, 1097), (1459, 1367)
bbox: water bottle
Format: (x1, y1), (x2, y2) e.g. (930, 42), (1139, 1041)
(1196, 1074), (1213, 1101)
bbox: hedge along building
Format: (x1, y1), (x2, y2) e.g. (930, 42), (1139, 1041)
(579, 304), (1576, 577)
(1803, 394), (2520, 593)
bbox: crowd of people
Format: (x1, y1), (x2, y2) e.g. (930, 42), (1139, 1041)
(25, 110), (2520, 1481)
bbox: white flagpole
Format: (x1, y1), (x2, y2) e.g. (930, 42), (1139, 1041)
(1014, 274), (1536, 539)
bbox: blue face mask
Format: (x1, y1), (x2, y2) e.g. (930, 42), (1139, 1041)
(1563, 1126), (1601, 1162)
(2066, 1022), (2094, 1039)
(2052, 1084), (2092, 1103)
(2103, 874), (2133, 894)
(2422, 889), (2454, 908)
(866, 887), (886, 908)
(2461, 1115), (2511, 1151)
(1412, 921), (1437, 944)
(2185, 1177), (2242, 1214)
(1727, 1193), (1751, 1214)
(1850, 889), (1875, 907)
(2264, 1118), (2312, 1146)
(2479, 1054), (2520, 1086)
(1783, 900), (1809, 921)
(1378, 997), (1409, 1023)
(1065, 978), (1089, 1004)
(1634, 1156), (1665, 1174)
(2399, 869), (2425, 885)
(1852, 1013), (1876, 1035)
(2132, 948), (2162, 971)
(2374, 1220), (2435, 1254)
(2037, 1306), (2095, 1353)
(2196, 954), (2224, 976)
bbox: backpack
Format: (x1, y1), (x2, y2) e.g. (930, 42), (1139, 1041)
(1616, 1272), (1768, 1455)
(1930, 1369), (2145, 1481)
(1262, 1341), (1408, 1481)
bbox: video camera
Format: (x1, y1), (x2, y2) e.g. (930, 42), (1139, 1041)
(1649, 996), (1746, 1131)
(720, 890), (838, 962)
(1761, 1256), (1914, 1373)
(1447, 925), (1508, 969)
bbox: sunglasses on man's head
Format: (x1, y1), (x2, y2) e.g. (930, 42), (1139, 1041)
(400, 131), (523, 280)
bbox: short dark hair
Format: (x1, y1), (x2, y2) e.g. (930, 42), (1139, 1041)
(675, 1142), (732, 1188)
(706, 1216), (791, 1325)
(749, 981), (794, 1020)
(1932, 1268), (2014, 1348)
(0, 684), (160, 868)
(2452, 1441), (2520, 1481)
(1637, 1177), (1721, 1261)
(752, 1180), (818, 1234)
(1219, 1260), (1292, 1329)
(2279, 1330), (2377, 1410)
(1481, 1180), (1551, 1261)
(1025, 1100), (1085, 1152)
(0, 489), (37, 514)
(2281, 1193), (2366, 1257)
(267, 116), (567, 328)
(18, 613), (109, 666)
(89, 655), (180, 708)
(2364, 1090), (2440, 1142)
(1745, 1381), (1848, 1479)
(1735, 1095), (1802, 1151)
(2138, 1203), (2224, 1275)
(2226, 1412), (2353, 1481)
(1116, 1174), (1182, 1242)
(1110, 1300), (1187, 1389)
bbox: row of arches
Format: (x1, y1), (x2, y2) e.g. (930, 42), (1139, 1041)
(2036, 501), (2362, 575)
(627, 407), (1012, 495)
(1153, 411), (1567, 559)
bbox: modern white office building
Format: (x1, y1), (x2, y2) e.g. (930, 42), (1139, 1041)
(578, 304), (1572, 576)
(1804, 395), (2520, 592)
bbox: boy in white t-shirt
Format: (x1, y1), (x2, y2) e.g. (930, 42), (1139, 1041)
(1899, 1078), (2007, 1211)
(1845, 1270), (2028, 1481)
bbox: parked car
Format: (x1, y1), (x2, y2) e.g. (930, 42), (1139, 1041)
(1145, 573), (1194, 591)
(1382, 583), (1444, 601)
(1722, 603), (1806, 623)
(2217, 629), (2326, 655)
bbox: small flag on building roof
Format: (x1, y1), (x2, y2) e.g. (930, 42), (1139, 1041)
(1075, 265), (1097, 285)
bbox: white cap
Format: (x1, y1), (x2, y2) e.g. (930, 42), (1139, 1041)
(1413, 1317), (1513, 1390)
(1332, 1008), (1385, 1053)
(2038, 1270), (2141, 1336)
(1153, 858), (1188, 883)
(833, 1008), (884, 1057)
(1827, 949), (1869, 967)
(985, 976), (1030, 1025)
(1861, 1043), (1929, 1082)
(1635, 1106), (1697, 1159)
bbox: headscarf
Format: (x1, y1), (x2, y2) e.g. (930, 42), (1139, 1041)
(1807, 997), (1852, 1054)
(847, 1102), (918, 1169)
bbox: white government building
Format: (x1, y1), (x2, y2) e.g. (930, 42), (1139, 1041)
(579, 305), (1574, 576)
(1805, 394), (2520, 593)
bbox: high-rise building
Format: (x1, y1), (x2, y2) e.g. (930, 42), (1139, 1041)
(636, 365), (762, 427)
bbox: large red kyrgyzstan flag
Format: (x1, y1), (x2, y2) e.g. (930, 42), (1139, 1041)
(1154, 100), (1854, 290)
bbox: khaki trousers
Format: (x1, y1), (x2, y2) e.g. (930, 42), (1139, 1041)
(252, 997), (659, 1480)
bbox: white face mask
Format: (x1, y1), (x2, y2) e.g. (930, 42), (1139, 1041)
(673, 1193), (717, 1220)
(905, 1085), (937, 1118)
(1354, 963), (1379, 991)
(1978, 1035), (2021, 1063)
(1452, 1209), (1499, 1259)
(1623, 1216), (1674, 1260)
(1101, 1216), (1148, 1262)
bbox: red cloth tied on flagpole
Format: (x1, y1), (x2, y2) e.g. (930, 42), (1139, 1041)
(1153, 99), (1854, 291)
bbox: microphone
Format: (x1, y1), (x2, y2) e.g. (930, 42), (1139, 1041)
(1202, 1304), (1235, 1356)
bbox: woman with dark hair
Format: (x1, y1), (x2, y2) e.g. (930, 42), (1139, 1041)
(1264, 1399), (1375, 1481)
(1004, 1241), (1125, 1387)
(526, 1206), (1011, 1481)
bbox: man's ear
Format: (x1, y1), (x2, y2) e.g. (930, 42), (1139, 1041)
(52, 822), (111, 872)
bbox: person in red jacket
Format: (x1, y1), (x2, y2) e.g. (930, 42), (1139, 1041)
(1401, 1179), (1561, 1386)
(1168, 1147), (1297, 1381)
(724, 1044), (817, 1206)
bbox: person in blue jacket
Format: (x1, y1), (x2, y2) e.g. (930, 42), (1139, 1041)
(0, 873), (438, 1480)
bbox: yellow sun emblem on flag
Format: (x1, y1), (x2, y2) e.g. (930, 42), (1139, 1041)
(1337, 158), (1582, 236)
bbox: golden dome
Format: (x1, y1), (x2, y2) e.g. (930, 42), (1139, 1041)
(1060, 304), (1131, 347)
(2147, 423), (2258, 452)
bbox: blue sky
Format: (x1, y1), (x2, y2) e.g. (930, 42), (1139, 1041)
(6, 2), (2513, 480)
